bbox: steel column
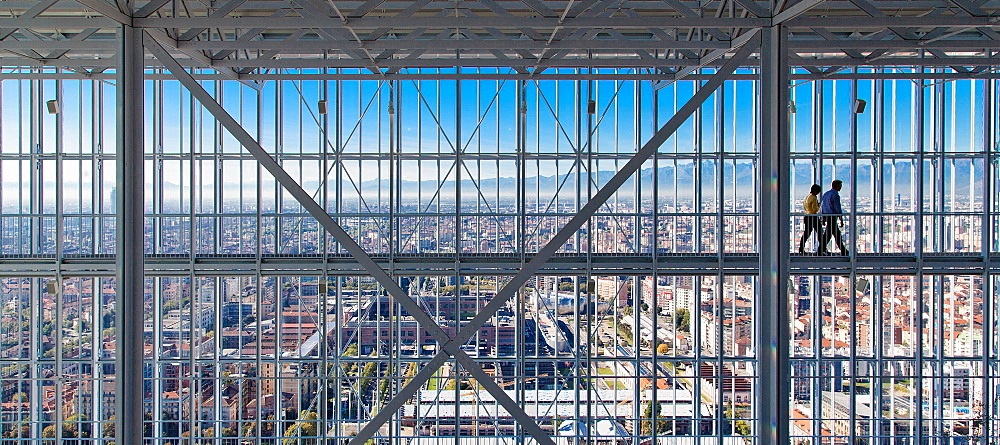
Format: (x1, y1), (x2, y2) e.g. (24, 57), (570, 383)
(758, 23), (791, 445)
(114, 24), (145, 445)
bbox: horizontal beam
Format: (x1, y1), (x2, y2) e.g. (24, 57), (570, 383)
(793, 39), (1000, 49)
(5, 15), (997, 31)
(4, 71), (1000, 81)
(788, 15), (1000, 27)
(0, 254), (996, 276)
(131, 16), (770, 29)
(0, 40), (119, 49)
(0, 17), (117, 28)
(773, 0), (825, 25)
(75, 0), (131, 25)
(5, 37), (1000, 53)
(174, 39), (732, 50)
(209, 57), (707, 68)
(792, 56), (1000, 66)
(144, 28), (259, 88)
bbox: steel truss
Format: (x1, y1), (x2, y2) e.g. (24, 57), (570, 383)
(1, 1), (1000, 445)
(0, 1), (998, 79)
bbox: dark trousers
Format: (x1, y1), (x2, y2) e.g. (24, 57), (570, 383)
(821, 215), (847, 253)
(798, 215), (823, 252)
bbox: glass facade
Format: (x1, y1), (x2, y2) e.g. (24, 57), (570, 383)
(1, 67), (998, 443)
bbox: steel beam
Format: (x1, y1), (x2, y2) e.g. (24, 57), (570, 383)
(758, 22), (791, 445)
(129, 16), (770, 28)
(2, 254), (995, 277)
(772, 0), (825, 25)
(134, 0), (169, 18)
(0, 40), (118, 50)
(671, 30), (760, 84)
(176, 0), (249, 41)
(210, 57), (707, 69)
(6, 69), (1000, 81)
(144, 28), (260, 89)
(145, 33), (554, 445)
(0, 17), (117, 28)
(0, 0), (60, 41)
(114, 23), (144, 445)
(76, 0), (132, 25)
(786, 15), (1000, 27)
(174, 39), (733, 51)
(4, 14), (999, 30)
(7, 35), (1000, 53)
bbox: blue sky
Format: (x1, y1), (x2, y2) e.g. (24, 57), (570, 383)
(0, 73), (994, 210)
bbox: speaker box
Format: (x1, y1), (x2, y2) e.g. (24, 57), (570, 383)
(853, 99), (867, 114)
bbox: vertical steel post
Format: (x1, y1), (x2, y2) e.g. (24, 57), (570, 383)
(115, 25), (144, 445)
(758, 23), (790, 445)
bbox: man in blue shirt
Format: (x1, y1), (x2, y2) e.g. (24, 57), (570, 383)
(820, 180), (848, 255)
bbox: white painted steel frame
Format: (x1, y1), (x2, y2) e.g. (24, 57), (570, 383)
(3, 0), (1000, 78)
(0, 4), (993, 444)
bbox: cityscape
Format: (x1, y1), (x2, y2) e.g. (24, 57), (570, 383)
(0, 192), (988, 258)
(0, 193), (990, 443)
(3, 0), (1000, 443)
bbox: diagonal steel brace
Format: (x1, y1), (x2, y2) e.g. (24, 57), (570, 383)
(145, 31), (554, 445)
(352, 29), (762, 445)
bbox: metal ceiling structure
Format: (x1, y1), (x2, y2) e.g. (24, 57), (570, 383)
(1, 0), (999, 81)
(1, 2), (999, 445)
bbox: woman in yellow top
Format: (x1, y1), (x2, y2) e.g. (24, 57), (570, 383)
(798, 184), (823, 254)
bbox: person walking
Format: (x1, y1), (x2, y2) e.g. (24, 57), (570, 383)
(820, 179), (849, 256)
(798, 184), (823, 254)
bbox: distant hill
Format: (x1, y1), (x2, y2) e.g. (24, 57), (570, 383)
(153, 155), (984, 203)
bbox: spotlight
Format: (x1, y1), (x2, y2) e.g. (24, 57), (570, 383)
(317, 100), (328, 115)
(587, 100), (596, 115)
(789, 100), (797, 114)
(387, 101), (395, 116)
(45, 280), (59, 294)
(46, 99), (59, 115)
(853, 99), (867, 114)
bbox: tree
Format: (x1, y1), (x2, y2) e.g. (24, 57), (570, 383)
(102, 414), (152, 439)
(343, 343), (358, 357)
(2, 424), (30, 440)
(675, 308), (691, 332)
(65, 414), (91, 437)
(341, 343), (360, 376)
(358, 361), (378, 393)
(726, 403), (752, 436)
(617, 320), (633, 344)
(656, 343), (671, 356)
(42, 422), (78, 443)
(282, 411), (318, 445)
(641, 401), (672, 436)
(101, 418), (114, 439)
(377, 365), (394, 402)
(735, 420), (752, 436)
(242, 417), (275, 438)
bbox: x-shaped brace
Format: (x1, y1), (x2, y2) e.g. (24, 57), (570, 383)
(146, 28), (760, 444)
